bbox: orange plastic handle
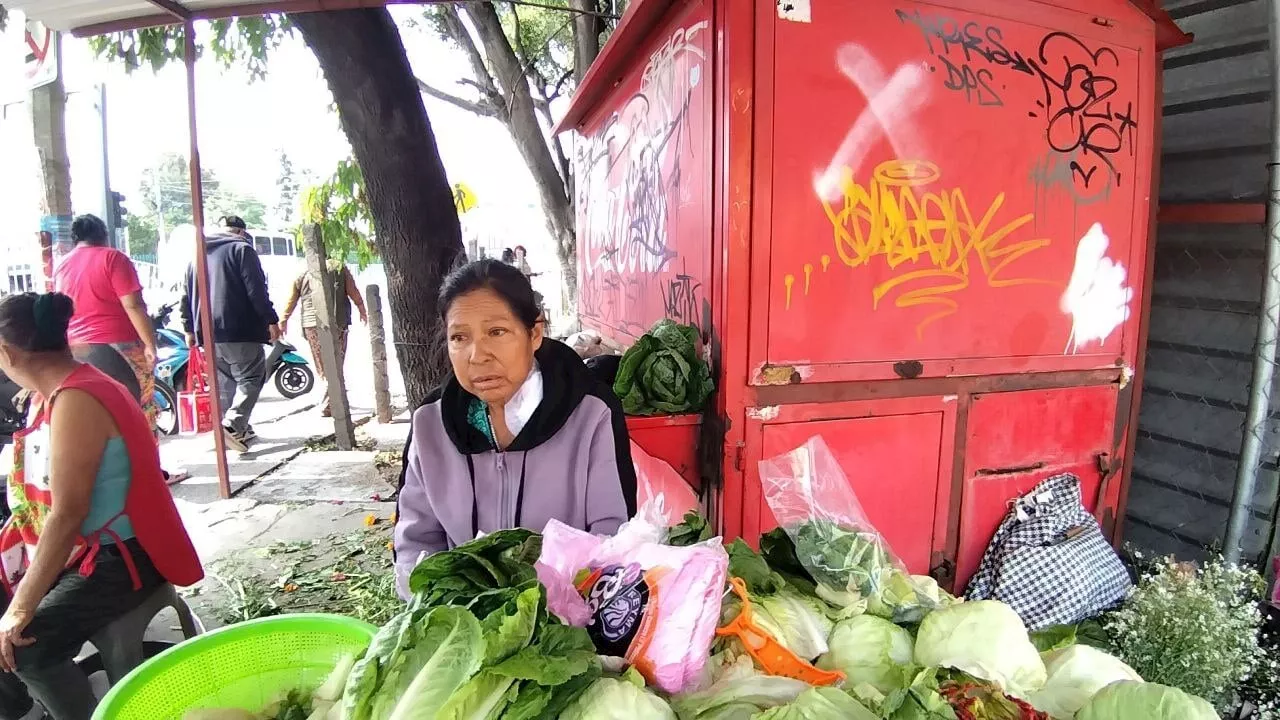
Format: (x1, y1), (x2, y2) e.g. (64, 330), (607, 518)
(715, 577), (846, 686)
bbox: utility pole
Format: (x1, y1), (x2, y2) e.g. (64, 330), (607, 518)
(28, 24), (71, 284)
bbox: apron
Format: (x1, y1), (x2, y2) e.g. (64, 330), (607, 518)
(0, 401), (140, 598)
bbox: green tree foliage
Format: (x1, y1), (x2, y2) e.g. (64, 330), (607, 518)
(135, 152), (266, 238)
(88, 15), (292, 80)
(302, 157), (378, 270)
(126, 213), (159, 259)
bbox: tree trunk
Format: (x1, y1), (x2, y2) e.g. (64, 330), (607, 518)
(569, 0), (602, 84)
(463, 3), (579, 315)
(292, 9), (463, 407)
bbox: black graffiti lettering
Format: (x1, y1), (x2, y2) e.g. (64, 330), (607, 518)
(984, 26), (1035, 75)
(660, 272), (701, 327)
(898, 8), (1027, 106)
(939, 56), (1003, 107)
(1029, 31), (1134, 191)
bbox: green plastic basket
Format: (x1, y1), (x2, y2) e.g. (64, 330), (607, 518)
(93, 613), (376, 720)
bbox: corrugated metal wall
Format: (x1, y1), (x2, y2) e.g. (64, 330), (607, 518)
(1124, 0), (1277, 560)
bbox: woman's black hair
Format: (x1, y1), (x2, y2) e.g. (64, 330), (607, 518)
(438, 259), (540, 330)
(71, 214), (110, 246)
(501, 248), (516, 264)
(0, 292), (74, 353)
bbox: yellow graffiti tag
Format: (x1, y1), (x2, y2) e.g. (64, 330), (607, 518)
(817, 160), (1054, 336)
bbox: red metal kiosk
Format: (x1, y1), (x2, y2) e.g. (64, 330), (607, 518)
(558, 0), (1189, 592)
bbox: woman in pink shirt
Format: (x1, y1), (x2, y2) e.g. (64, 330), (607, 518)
(53, 215), (158, 431)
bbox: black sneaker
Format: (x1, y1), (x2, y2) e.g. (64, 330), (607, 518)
(222, 426), (248, 453)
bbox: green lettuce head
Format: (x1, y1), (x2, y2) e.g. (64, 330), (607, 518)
(816, 615), (915, 696)
(913, 600), (1047, 699)
(1075, 680), (1219, 720)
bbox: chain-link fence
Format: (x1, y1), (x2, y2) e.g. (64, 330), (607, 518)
(1124, 221), (1280, 569)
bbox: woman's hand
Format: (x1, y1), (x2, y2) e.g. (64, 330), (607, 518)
(0, 606), (35, 672)
(144, 343), (158, 368)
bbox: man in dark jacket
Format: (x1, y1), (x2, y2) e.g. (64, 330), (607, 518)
(181, 215), (281, 451)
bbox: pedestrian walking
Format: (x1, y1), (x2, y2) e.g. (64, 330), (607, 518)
(280, 260), (367, 417)
(180, 215), (280, 452)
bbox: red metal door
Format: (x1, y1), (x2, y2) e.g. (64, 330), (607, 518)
(955, 384), (1120, 591)
(746, 0), (1154, 383)
(744, 397), (957, 575)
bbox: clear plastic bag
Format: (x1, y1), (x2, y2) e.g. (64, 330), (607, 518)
(758, 436), (948, 624)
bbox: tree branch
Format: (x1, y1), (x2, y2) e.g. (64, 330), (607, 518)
(547, 68), (575, 102)
(435, 4), (508, 119)
(416, 78), (500, 118)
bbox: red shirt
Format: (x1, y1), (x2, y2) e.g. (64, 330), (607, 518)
(54, 245), (144, 345)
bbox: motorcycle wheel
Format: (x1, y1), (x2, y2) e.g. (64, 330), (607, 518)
(154, 379), (180, 437)
(275, 363), (315, 399)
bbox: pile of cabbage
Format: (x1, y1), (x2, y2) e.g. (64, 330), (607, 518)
(668, 516), (1221, 720)
(181, 516), (1221, 720)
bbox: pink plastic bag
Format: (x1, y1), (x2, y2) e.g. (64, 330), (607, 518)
(536, 500), (729, 694)
(632, 440), (699, 519)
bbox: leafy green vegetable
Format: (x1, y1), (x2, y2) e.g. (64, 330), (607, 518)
(1028, 645), (1142, 718)
(753, 687), (878, 720)
(818, 615), (915, 696)
(1028, 624), (1077, 653)
(883, 668), (958, 720)
(612, 319), (714, 416)
(668, 511), (714, 547)
(760, 522), (942, 623)
(557, 675), (678, 719)
(342, 605), (484, 720)
(671, 651), (810, 719)
(409, 529), (543, 618)
(1074, 680), (1218, 720)
(914, 601), (1047, 700)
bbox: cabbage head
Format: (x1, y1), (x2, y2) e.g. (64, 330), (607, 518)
(1029, 645), (1142, 718)
(913, 600), (1046, 699)
(720, 588), (834, 661)
(752, 687), (878, 720)
(816, 616), (914, 696)
(1075, 680), (1218, 720)
(558, 675), (676, 720)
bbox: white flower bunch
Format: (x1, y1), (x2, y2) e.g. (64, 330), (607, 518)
(1106, 555), (1266, 710)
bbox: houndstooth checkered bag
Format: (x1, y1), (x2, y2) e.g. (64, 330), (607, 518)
(965, 473), (1132, 630)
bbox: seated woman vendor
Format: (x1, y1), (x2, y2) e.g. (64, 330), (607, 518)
(0, 293), (203, 720)
(394, 260), (636, 598)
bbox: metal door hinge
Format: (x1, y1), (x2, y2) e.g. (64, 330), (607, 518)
(732, 442), (746, 472)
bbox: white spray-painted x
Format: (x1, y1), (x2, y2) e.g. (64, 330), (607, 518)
(813, 44), (932, 202)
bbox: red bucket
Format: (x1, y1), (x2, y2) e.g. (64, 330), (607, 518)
(178, 348), (214, 435)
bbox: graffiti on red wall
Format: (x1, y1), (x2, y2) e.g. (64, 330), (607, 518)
(896, 8), (1137, 195)
(575, 17), (709, 336)
(802, 159), (1054, 337)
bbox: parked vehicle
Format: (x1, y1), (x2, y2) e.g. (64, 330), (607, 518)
(150, 303), (316, 431)
(267, 340), (315, 399)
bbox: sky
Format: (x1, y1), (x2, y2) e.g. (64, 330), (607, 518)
(0, 6), (551, 255)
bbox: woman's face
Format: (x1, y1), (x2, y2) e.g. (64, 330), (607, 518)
(446, 287), (542, 405)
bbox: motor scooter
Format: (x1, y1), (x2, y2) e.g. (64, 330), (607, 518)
(150, 304), (316, 435)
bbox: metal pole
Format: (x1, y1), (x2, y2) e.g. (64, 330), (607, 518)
(1226, 0), (1280, 564)
(183, 20), (232, 498)
(99, 83), (116, 247)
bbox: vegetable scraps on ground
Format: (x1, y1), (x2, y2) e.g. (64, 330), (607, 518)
(612, 319), (714, 416)
(178, 504), (1226, 720)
